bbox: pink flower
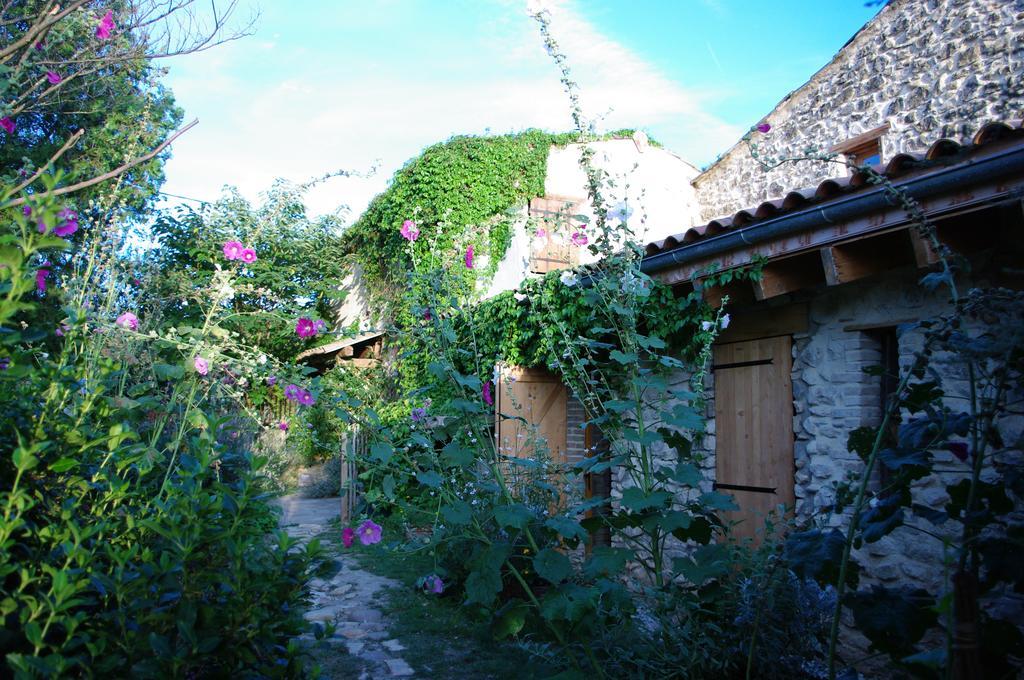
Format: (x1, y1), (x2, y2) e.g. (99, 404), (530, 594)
(756, 122), (772, 134)
(423, 308), (432, 321)
(96, 10), (115, 40)
(240, 247), (257, 263)
(1, 117), (15, 135)
(36, 264), (50, 293)
(115, 312), (139, 331)
(37, 220), (48, 234)
(570, 231), (588, 247)
(423, 574), (444, 595)
(535, 228), (547, 240)
(45, 71), (61, 85)
(298, 389), (316, 406)
(193, 356), (209, 376)
(314, 319), (327, 333)
(400, 219), (420, 242)
(34, 41), (43, 50)
(342, 527), (356, 548)
(295, 317), (316, 338)
(357, 519), (382, 545)
(278, 420), (289, 431)
(465, 245), (474, 269)
(284, 384), (300, 401)
(482, 380), (493, 406)
(54, 209), (78, 237)
(222, 241), (243, 260)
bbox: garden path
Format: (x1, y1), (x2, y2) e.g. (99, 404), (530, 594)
(276, 495), (416, 678)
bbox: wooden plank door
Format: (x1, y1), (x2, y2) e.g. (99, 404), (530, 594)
(494, 366), (567, 464)
(713, 336), (795, 542)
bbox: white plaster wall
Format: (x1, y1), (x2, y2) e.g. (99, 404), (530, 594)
(483, 138), (701, 299)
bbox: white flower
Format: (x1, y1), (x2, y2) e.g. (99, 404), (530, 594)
(258, 354), (267, 365)
(609, 202), (633, 223)
(513, 291), (527, 302)
(701, 320), (714, 332)
(720, 313), (731, 329)
(560, 270), (579, 287)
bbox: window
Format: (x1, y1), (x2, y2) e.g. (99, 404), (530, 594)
(830, 123), (889, 170)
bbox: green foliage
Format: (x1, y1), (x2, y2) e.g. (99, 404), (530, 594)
(147, 183), (348, 362)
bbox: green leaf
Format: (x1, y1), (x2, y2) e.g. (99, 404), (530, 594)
(494, 503), (532, 530)
(583, 546), (632, 579)
(369, 442), (394, 464)
(544, 516), (588, 542)
(153, 363), (185, 380)
(49, 457), (78, 473)
(441, 501), (473, 525)
(382, 474), (396, 499)
(491, 600), (529, 640)
(620, 487), (671, 513)
(847, 587), (937, 655)
(609, 350), (637, 364)
(533, 549), (572, 584)
(416, 470), (442, 488)
(441, 441), (473, 467)
(673, 543), (730, 586)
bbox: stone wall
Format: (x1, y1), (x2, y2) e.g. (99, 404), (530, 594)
(693, 0), (1024, 220)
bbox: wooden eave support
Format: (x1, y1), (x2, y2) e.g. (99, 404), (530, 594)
(821, 229), (918, 285)
(753, 252), (826, 301)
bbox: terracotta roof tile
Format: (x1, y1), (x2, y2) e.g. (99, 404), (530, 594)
(644, 119), (1024, 258)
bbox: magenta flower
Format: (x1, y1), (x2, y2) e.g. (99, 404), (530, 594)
(46, 71), (62, 85)
(34, 41), (43, 50)
(193, 356), (209, 376)
(756, 122), (772, 134)
(284, 384), (300, 401)
(357, 519), (382, 546)
(298, 389), (316, 406)
(240, 247), (257, 263)
(423, 308), (432, 321)
(341, 527), (356, 549)
(423, 574), (444, 595)
(222, 240), (243, 260)
(570, 231), (588, 247)
(1, 117), (15, 135)
(36, 265), (50, 293)
(400, 219), (420, 242)
(54, 209), (78, 237)
(22, 206), (31, 217)
(266, 375), (277, 386)
(115, 312), (139, 331)
(295, 317), (316, 338)
(37, 220), (48, 234)
(278, 420), (289, 431)
(96, 10), (115, 40)
(535, 228), (547, 240)
(465, 245), (474, 269)
(482, 380), (493, 406)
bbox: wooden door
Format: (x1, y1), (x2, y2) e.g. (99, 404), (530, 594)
(713, 336), (795, 542)
(494, 366), (567, 464)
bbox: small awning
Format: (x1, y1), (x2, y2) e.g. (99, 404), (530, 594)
(295, 330), (385, 363)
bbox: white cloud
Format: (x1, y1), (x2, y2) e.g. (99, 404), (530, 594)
(158, 0), (740, 219)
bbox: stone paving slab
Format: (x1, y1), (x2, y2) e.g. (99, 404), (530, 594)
(276, 494), (415, 678)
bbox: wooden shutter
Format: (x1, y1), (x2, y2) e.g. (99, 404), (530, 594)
(528, 196), (584, 274)
(494, 366), (568, 464)
(713, 336), (795, 542)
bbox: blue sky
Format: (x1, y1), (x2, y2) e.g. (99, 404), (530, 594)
(158, 0), (882, 218)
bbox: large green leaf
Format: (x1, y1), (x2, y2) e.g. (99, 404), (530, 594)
(620, 487), (671, 513)
(533, 549), (572, 584)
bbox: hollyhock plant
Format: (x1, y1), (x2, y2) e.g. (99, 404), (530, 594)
(36, 264), (50, 292)
(465, 245), (474, 269)
(559, 270), (578, 287)
(115, 312), (139, 331)
(341, 527), (356, 548)
(46, 71), (61, 84)
(1, 117), (15, 134)
(278, 420), (289, 431)
(482, 380), (493, 406)
(266, 375), (277, 386)
(422, 574), (444, 595)
(298, 389), (316, 406)
(400, 219), (420, 242)
(411, 406), (427, 423)
(240, 247), (257, 263)
(535, 228), (547, 240)
(54, 209), (78, 237)
(0, 357), (9, 371)
(720, 313), (731, 329)
(357, 519), (382, 545)
(284, 384), (300, 401)
(193, 356), (209, 376)
(222, 241), (243, 260)
(96, 10), (115, 40)
(756, 122), (772, 133)
(295, 318), (316, 338)
(314, 319), (327, 333)
(570, 231), (588, 247)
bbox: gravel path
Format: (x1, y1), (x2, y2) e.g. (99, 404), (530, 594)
(275, 495), (415, 678)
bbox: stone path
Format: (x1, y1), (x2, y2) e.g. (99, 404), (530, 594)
(275, 495), (416, 678)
